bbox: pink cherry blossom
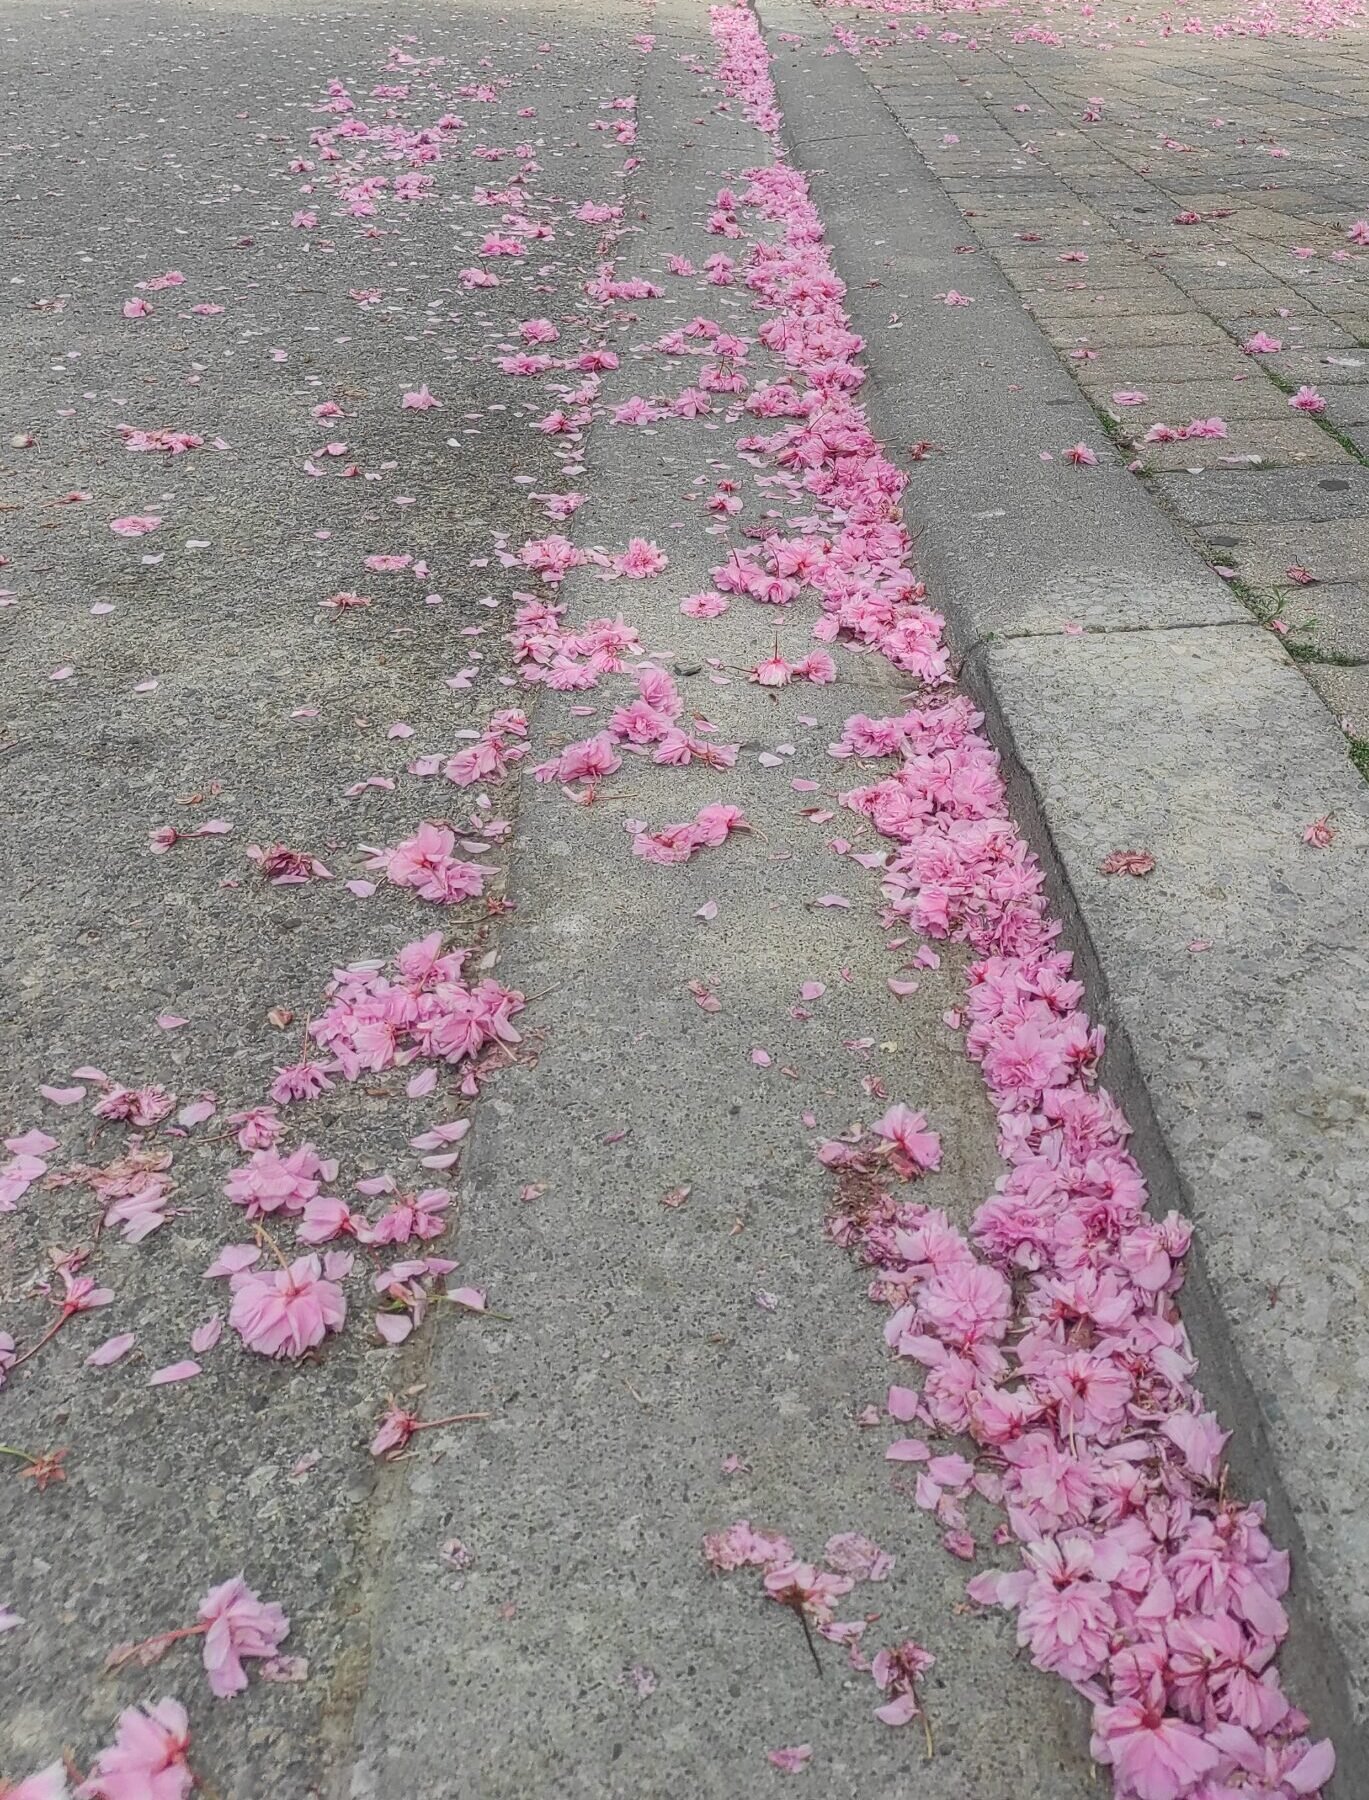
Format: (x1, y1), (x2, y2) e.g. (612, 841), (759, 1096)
(629, 803), (748, 865)
(534, 732), (622, 784)
(702, 1520), (794, 1572)
(614, 536), (669, 578)
(762, 1558), (854, 1624)
(870, 1103), (942, 1177)
(750, 653), (792, 686)
(269, 1060), (334, 1106)
(363, 823), (495, 905)
(197, 1576), (289, 1698)
(1091, 1681), (1220, 1800)
(79, 1697), (192, 1800)
(228, 1254), (346, 1357)
(870, 1639), (936, 1727)
(224, 1143), (327, 1217)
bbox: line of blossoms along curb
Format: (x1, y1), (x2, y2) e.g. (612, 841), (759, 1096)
(705, 5), (1334, 1797)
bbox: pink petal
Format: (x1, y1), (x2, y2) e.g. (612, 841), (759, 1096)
(203, 1244), (261, 1279)
(149, 1360), (201, 1385)
(39, 1084), (87, 1106)
(885, 1438), (931, 1462)
(875, 1692), (921, 1728)
(190, 1317), (223, 1354)
(766, 1745), (812, 1773)
(86, 1332), (136, 1368)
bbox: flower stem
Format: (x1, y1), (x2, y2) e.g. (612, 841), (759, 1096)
(253, 1222), (292, 1272)
(8, 1312), (68, 1371)
(792, 1600), (823, 1677)
(412, 1411), (491, 1433)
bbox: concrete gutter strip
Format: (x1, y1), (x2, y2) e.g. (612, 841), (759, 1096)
(344, 27), (1104, 1795)
(759, 0), (1369, 1780)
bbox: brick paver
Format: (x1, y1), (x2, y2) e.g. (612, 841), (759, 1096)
(828, 0), (1369, 769)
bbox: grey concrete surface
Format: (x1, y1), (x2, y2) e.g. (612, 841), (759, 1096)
(0, 0), (645, 1788)
(815, 0), (1369, 732)
(345, 20), (1097, 1796)
(740, 37), (1252, 646)
(762, 3), (1369, 1782)
(5, 0), (1367, 1791)
(0, 0), (1099, 1794)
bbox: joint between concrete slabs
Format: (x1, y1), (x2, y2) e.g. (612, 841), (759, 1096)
(964, 616), (1266, 656)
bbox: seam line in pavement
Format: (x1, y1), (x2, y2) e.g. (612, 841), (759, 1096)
(958, 616), (1265, 657)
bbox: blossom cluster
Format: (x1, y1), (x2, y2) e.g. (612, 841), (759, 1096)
(708, 5), (1333, 1793)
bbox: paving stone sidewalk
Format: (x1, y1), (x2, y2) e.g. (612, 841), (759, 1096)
(830, 0), (1369, 766)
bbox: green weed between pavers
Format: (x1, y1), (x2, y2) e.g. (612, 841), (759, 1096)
(1286, 642), (1366, 668)
(1208, 577), (1368, 782)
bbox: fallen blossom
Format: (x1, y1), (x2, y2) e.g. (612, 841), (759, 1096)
(81, 1698), (193, 1799)
(370, 1399), (489, 1459)
(228, 1255), (346, 1358)
(198, 1576), (290, 1698)
(1099, 849), (1156, 876)
(629, 803), (748, 865)
(766, 1746), (812, 1774)
(870, 1103), (942, 1177)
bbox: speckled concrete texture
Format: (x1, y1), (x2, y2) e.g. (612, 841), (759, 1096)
(0, 0), (645, 1788)
(344, 17), (1098, 1796)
